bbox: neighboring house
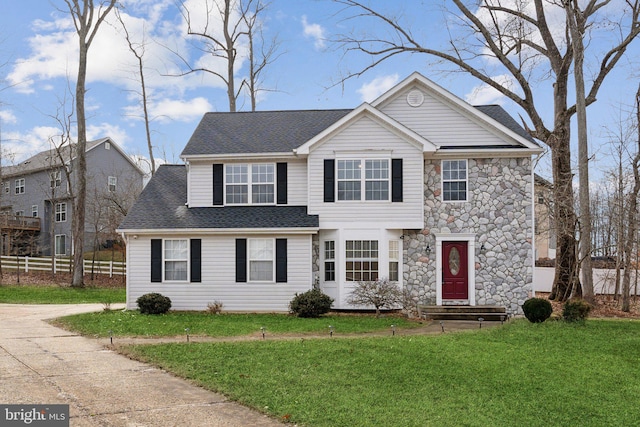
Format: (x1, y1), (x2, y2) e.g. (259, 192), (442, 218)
(534, 174), (555, 261)
(0, 137), (145, 257)
(119, 73), (543, 315)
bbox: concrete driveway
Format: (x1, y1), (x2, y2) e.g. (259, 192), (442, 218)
(0, 304), (282, 426)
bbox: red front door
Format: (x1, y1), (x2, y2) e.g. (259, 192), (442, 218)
(442, 241), (468, 300)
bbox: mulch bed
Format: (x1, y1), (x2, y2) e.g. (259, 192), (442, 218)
(537, 292), (640, 319)
(0, 271), (125, 288)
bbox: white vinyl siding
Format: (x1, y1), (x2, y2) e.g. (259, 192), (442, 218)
(126, 234), (313, 311)
(379, 85), (514, 147)
(307, 116), (423, 229)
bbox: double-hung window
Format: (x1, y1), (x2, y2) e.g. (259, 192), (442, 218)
(324, 241), (335, 281)
(50, 171), (61, 188)
(337, 160), (389, 201)
(249, 238), (274, 281)
(389, 240), (400, 281)
(15, 178), (25, 195)
(108, 176), (117, 192)
(164, 239), (188, 281)
(442, 160), (468, 202)
(345, 240), (378, 281)
(225, 164), (274, 204)
(55, 203), (67, 222)
(31, 205), (38, 218)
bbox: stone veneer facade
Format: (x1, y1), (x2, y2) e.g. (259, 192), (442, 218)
(403, 158), (534, 316)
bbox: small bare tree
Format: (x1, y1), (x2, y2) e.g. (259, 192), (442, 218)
(346, 277), (403, 317)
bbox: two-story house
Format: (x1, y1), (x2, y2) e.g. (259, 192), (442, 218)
(119, 73), (542, 315)
(1, 137), (145, 257)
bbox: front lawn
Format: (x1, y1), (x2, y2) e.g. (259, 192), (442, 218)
(54, 310), (420, 338)
(123, 319), (640, 427)
(0, 285), (125, 304)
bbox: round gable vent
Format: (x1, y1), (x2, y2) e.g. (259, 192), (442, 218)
(406, 89), (424, 107)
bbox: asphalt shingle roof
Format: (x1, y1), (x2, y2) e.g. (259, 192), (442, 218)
(181, 109), (352, 156)
(474, 105), (536, 143)
(118, 165), (319, 230)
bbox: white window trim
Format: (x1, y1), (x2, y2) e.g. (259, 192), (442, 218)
(108, 176), (117, 192)
(55, 234), (66, 256)
(441, 159), (468, 203)
(336, 159), (390, 202)
(345, 239), (379, 282)
(163, 238), (189, 282)
(50, 171), (61, 188)
(225, 163), (275, 206)
(3, 182), (9, 193)
(324, 240), (336, 282)
(55, 203), (67, 223)
(31, 205), (38, 218)
(248, 238), (275, 282)
(15, 178), (25, 195)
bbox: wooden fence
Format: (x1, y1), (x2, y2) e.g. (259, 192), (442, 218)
(0, 255), (126, 277)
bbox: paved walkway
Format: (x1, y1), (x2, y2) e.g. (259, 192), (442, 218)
(0, 304), (282, 426)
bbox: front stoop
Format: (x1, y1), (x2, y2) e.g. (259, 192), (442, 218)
(418, 305), (508, 322)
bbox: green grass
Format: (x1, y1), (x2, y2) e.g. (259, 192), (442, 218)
(0, 285), (125, 304)
(54, 310), (419, 337)
(122, 319), (640, 426)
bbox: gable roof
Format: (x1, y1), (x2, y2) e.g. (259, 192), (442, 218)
(2, 137), (145, 178)
(118, 164), (319, 231)
(181, 109), (352, 158)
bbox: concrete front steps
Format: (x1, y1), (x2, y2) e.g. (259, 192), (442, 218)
(418, 305), (509, 322)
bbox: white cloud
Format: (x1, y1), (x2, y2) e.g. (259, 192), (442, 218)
(2, 126), (62, 163)
(87, 123), (130, 148)
(301, 15), (325, 49)
(357, 74), (399, 103)
(0, 110), (18, 125)
(123, 97), (213, 124)
(465, 74), (515, 105)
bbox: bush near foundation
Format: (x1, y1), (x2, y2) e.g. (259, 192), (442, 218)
(563, 298), (591, 322)
(137, 293), (172, 315)
(289, 289), (333, 318)
(522, 297), (553, 323)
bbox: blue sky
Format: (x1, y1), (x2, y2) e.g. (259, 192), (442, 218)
(1, 1), (639, 179)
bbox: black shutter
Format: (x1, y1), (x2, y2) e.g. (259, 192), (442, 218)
(190, 239), (201, 283)
(277, 162), (288, 205)
(236, 239), (247, 282)
(392, 158), (403, 202)
(151, 239), (162, 282)
(213, 164), (223, 205)
(275, 239), (287, 283)
(324, 159), (335, 202)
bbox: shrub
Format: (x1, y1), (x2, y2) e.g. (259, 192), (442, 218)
(289, 289), (333, 318)
(137, 293), (172, 315)
(522, 297), (553, 323)
(563, 298), (591, 322)
(206, 301), (224, 314)
(346, 278), (403, 317)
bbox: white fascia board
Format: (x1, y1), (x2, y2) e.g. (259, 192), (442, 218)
(372, 72), (541, 151)
(431, 147), (543, 159)
(181, 152), (296, 162)
(296, 103), (437, 155)
(117, 227), (319, 235)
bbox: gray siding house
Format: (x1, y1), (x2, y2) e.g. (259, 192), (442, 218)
(119, 73), (542, 315)
(1, 137), (145, 256)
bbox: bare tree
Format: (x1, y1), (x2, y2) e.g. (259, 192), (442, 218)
(346, 278), (403, 317)
(622, 85), (640, 312)
(64, 0), (117, 287)
(115, 8), (156, 176)
(332, 0), (640, 301)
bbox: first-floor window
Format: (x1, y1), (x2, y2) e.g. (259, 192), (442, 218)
(345, 240), (378, 281)
(55, 234), (66, 256)
(164, 239), (188, 281)
(249, 238), (274, 281)
(324, 241), (335, 281)
(389, 240), (400, 282)
(55, 203), (67, 222)
(442, 160), (467, 202)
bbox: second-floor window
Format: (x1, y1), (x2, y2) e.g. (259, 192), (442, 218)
(50, 171), (61, 188)
(15, 178), (25, 195)
(442, 160), (468, 202)
(55, 203), (67, 222)
(32, 205), (38, 218)
(3, 182), (8, 193)
(225, 164), (274, 205)
(108, 176), (117, 192)
(337, 159), (389, 201)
